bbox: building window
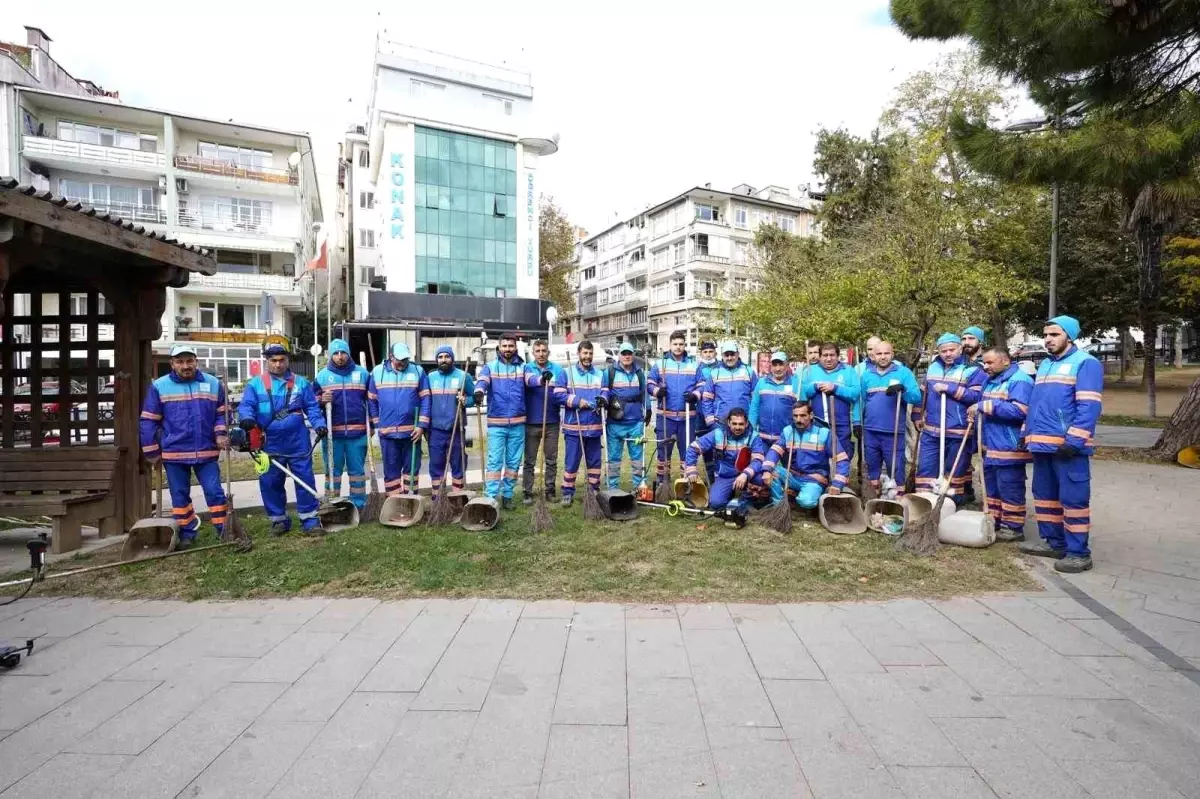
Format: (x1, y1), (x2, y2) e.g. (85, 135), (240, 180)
(733, 206), (748, 228)
(776, 214), (796, 233)
(652, 248), (668, 271)
(696, 279), (715, 298)
(753, 209), (772, 228)
(583, 266), (596, 281)
(695, 233), (710, 256)
(411, 78), (447, 99)
(611, 284), (625, 302)
(674, 277), (686, 300)
(359, 191), (375, 209)
(695, 204), (719, 222)
(483, 93), (514, 115)
(198, 142), (272, 170)
(598, 288), (609, 305)
(198, 302), (216, 328)
(734, 241), (748, 265)
(629, 309), (647, 325)
(360, 228), (376, 248)
(57, 120), (155, 151)
(672, 242), (685, 265)
(358, 149), (369, 168)
(732, 277), (748, 296)
(653, 283), (668, 304)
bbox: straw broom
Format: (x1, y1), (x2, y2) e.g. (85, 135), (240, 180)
(427, 397), (463, 526)
(760, 429), (794, 533)
(567, 352), (604, 521)
(220, 378), (250, 549)
(361, 347), (385, 523)
(896, 416), (974, 556)
(529, 379), (555, 533)
(654, 396), (673, 504)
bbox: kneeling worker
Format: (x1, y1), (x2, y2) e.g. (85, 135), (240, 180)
(762, 401), (850, 509)
(684, 408), (768, 522)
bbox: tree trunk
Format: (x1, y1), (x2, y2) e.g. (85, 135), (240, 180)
(1150, 374), (1200, 459)
(1175, 324), (1184, 369)
(1136, 219), (1164, 417)
(990, 306), (1008, 350)
(1145, 325), (1158, 418)
(1118, 326), (1131, 382)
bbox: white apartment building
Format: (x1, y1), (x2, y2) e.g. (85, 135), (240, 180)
(3, 28), (322, 387)
(573, 184), (819, 354)
(347, 38), (558, 321)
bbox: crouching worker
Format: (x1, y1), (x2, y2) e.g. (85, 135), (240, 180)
(139, 343), (229, 550)
(684, 408), (768, 525)
(238, 344), (328, 536)
(762, 401), (850, 510)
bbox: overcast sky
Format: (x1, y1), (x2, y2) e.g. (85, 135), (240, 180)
(6, 1), (988, 234)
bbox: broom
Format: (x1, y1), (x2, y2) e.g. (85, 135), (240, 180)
(360, 349), (385, 523)
(567, 352), (604, 520)
(220, 378), (249, 549)
(529, 379), (555, 533)
(427, 397), (463, 526)
(904, 388), (928, 495)
(654, 360), (673, 504)
(760, 428), (794, 533)
(896, 416), (974, 556)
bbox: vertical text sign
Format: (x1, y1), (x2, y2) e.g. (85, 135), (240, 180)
(390, 152), (406, 239)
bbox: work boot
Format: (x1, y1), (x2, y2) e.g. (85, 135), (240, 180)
(301, 520), (325, 537)
(560, 494), (573, 507)
(269, 521), (291, 538)
(174, 536), (196, 552)
(501, 497), (515, 511)
(995, 528), (1026, 543)
(1055, 555), (1093, 573)
(545, 486), (556, 500)
(1019, 538), (1065, 559)
(522, 492), (534, 507)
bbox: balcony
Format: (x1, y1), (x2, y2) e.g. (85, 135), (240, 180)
(185, 271), (298, 294)
(692, 252), (732, 266)
(22, 135), (166, 173)
(173, 327), (278, 345)
(62, 200), (165, 226)
(177, 208), (276, 238)
(174, 154), (297, 186)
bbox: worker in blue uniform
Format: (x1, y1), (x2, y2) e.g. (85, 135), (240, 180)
(472, 333), (528, 509)
(555, 340), (609, 506)
(605, 343), (651, 490)
(762, 401), (851, 509)
(858, 340), (922, 495)
(427, 345), (474, 500)
(915, 333), (986, 505)
(701, 340), (758, 435)
(691, 340), (719, 482)
(800, 342), (859, 459)
(140, 343), (228, 549)
(522, 339), (563, 504)
(961, 325), (986, 364)
(1019, 315), (1103, 572)
(684, 407), (769, 519)
(369, 342), (431, 496)
(647, 330), (699, 490)
(238, 344), (327, 535)
(749, 351), (798, 446)
(316, 338), (370, 510)
(969, 346), (1033, 541)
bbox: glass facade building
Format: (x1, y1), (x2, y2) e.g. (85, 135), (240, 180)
(413, 126), (518, 296)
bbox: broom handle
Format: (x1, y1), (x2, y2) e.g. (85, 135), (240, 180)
(932, 416), (974, 513)
(783, 425), (795, 501)
(222, 377), (233, 499)
(939, 392), (946, 480)
(409, 407), (420, 490)
(977, 413), (990, 520)
(823, 393), (836, 477)
(539, 378), (551, 481)
(362, 350), (378, 496)
(440, 393), (461, 495)
(156, 460), (164, 521)
(890, 392), (902, 483)
(325, 395), (334, 496)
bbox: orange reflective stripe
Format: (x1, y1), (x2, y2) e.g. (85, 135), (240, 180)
(1028, 434), (1065, 445)
(1034, 499), (1063, 509)
(1067, 427), (1092, 439)
(1076, 391), (1102, 402)
(1063, 508), (1090, 518)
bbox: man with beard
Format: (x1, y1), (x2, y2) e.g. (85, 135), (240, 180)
(647, 330), (699, 490)
(969, 346), (1033, 541)
(859, 341), (922, 496)
(749, 351), (798, 445)
(684, 407), (769, 523)
(316, 338), (371, 510)
(762, 401), (850, 509)
(369, 342), (431, 498)
(801, 342), (859, 459)
(701, 341), (758, 433)
(691, 339), (720, 482)
(555, 340), (609, 506)
(521, 339), (562, 504)
(140, 343), (229, 550)
(961, 326), (986, 364)
(473, 333), (527, 509)
(427, 346), (474, 500)
(915, 333), (986, 505)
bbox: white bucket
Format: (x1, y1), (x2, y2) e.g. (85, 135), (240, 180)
(937, 510), (995, 548)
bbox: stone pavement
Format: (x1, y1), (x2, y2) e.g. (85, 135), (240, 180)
(1093, 424), (1161, 448)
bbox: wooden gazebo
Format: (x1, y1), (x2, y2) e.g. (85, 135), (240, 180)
(0, 179), (215, 551)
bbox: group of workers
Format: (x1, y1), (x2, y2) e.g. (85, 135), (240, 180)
(137, 314), (1102, 572)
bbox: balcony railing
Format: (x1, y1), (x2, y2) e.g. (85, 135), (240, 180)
(60, 201), (165, 225)
(692, 252), (732, 265)
(174, 154), (297, 186)
(22, 135), (166, 170)
(186, 272), (297, 293)
(177, 210), (277, 237)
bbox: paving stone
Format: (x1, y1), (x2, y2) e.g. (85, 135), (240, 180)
(92, 681), (287, 799)
(1064, 618), (1176, 671)
(300, 598), (380, 633)
(357, 611), (467, 693)
(828, 672), (965, 767)
(68, 657), (253, 755)
(0, 679), (158, 792)
(112, 600), (191, 617)
(994, 696), (1146, 762)
(0, 752), (131, 799)
(538, 725), (627, 799)
(470, 598), (526, 621)
(0, 598), (127, 639)
(356, 710), (478, 799)
(553, 627), (626, 726)
(934, 716), (1092, 799)
(839, 603), (943, 666)
(676, 603), (734, 629)
(410, 610), (520, 712)
(885, 665), (1004, 718)
(705, 724), (812, 799)
(0, 598), (59, 626)
(626, 618), (690, 680)
(881, 599), (975, 645)
(347, 598), (427, 637)
(144, 618), (302, 661)
(263, 633), (395, 722)
(0, 732), (11, 744)
(1056, 758), (1186, 798)
(422, 597), (479, 616)
(922, 641), (1036, 696)
(235, 630), (346, 684)
(624, 603), (677, 620)
(266, 692), (413, 798)
(627, 677), (718, 798)
(181, 719), (323, 799)
(779, 603), (886, 674)
(0, 645), (156, 730)
(1030, 597), (1100, 620)
(733, 612), (824, 680)
(682, 628), (778, 727)
(520, 600), (575, 619)
(1144, 595), (1200, 624)
(570, 603), (625, 630)
(1118, 569), (1200, 605)
(67, 613), (205, 649)
(886, 766), (999, 799)
(764, 678), (904, 799)
(977, 596), (1121, 657)
(1090, 697), (1200, 798)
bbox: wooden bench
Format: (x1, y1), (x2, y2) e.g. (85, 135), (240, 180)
(0, 447), (124, 554)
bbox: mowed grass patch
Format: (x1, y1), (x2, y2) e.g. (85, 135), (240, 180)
(7, 504), (1036, 603)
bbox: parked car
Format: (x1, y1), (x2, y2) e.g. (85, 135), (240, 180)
(1015, 345), (1050, 376)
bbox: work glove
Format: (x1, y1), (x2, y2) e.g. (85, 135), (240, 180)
(655, 386), (667, 400)
(595, 396), (608, 410)
(315, 427), (329, 441)
(932, 383), (948, 395)
(1016, 436), (1027, 451)
(885, 383), (903, 396)
(473, 390), (485, 405)
(686, 394), (698, 408)
(540, 370), (554, 386)
(239, 417), (259, 432)
(1056, 443), (1081, 460)
(644, 407), (653, 425)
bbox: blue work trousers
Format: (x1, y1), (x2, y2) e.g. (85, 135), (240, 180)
(429, 426), (467, 498)
(985, 464), (1028, 532)
(562, 433), (602, 497)
(381, 436), (423, 495)
(324, 435), (368, 510)
(1032, 453), (1091, 557)
(654, 417), (693, 484)
(164, 460), (226, 541)
(863, 428), (907, 493)
(606, 420), (644, 490)
(485, 425), (525, 499)
(259, 454), (321, 531)
(768, 471), (826, 509)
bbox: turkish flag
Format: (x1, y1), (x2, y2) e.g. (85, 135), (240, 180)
(306, 240), (327, 272)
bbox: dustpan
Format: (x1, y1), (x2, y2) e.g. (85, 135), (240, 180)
(1178, 445), (1200, 469)
(461, 496), (499, 531)
(818, 395), (867, 535)
(257, 452), (360, 533)
(901, 490), (956, 525)
(938, 511), (995, 548)
(865, 498), (907, 534)
(380, 493), (426, 528)
(446, 489), (475, 523)
(122, 461), (178, 560)
(597, 412), (638, 521)
(673, 478), (709, 508)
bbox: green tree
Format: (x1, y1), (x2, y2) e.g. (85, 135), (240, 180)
(538, 196), (577, 315)
(812, 128), (904, 238)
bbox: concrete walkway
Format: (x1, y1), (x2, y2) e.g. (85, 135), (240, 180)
(1093, 424), (1161, 448)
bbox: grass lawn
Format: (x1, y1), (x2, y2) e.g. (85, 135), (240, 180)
(1102, 365), (1198, 418)
(1098, 414), (1167, 429)
(8, 504), (1037, 603)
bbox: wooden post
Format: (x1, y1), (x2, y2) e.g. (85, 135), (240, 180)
(112, 285), (142, 529)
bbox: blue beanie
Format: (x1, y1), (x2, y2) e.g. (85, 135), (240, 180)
(329, 338), (350, 355)
(435, 345), (455, 360)
(1047, 315), (1081, 340)
(962, 326), (986, 343)
(935, 333), (962, 348)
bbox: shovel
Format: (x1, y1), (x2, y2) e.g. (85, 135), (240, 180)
(121, 460), (178, 560)
(818, 393), (867, 535)
(256, 451), (360, 533)
(380, 409), (426, 528)
(597, 407), (638, 521)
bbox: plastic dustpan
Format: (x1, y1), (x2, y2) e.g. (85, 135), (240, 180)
(318, 499), (361, 533)
(901, 491), (956, 526)
(1178, 445), (1200, 469)
(864, 498), (907, 534)
(122, 462), (178, 560)
(446, 490), (475, 523)
(819, 489), (868, 535)
(379, 493), (425, 528)
(673, 478), (709, 508)
(461, 496), (499, 531)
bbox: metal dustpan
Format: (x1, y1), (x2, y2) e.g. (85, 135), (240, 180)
(819, 489), (868, 535)
(446, 490), (475, 523)
(461, 496), (499, 531)
(317, 499), (361, 532)
(864, 498), (907, 534)
(122, 462), (179, 560)
(598, 488), (638, 521)
(380, 493), (425, 528)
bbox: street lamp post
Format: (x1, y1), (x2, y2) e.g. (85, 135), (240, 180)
(1004, 115), (1060, 318)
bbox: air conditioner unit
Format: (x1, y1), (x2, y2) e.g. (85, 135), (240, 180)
(175, 178), (189, 194)
(158, 176), (167, 190)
